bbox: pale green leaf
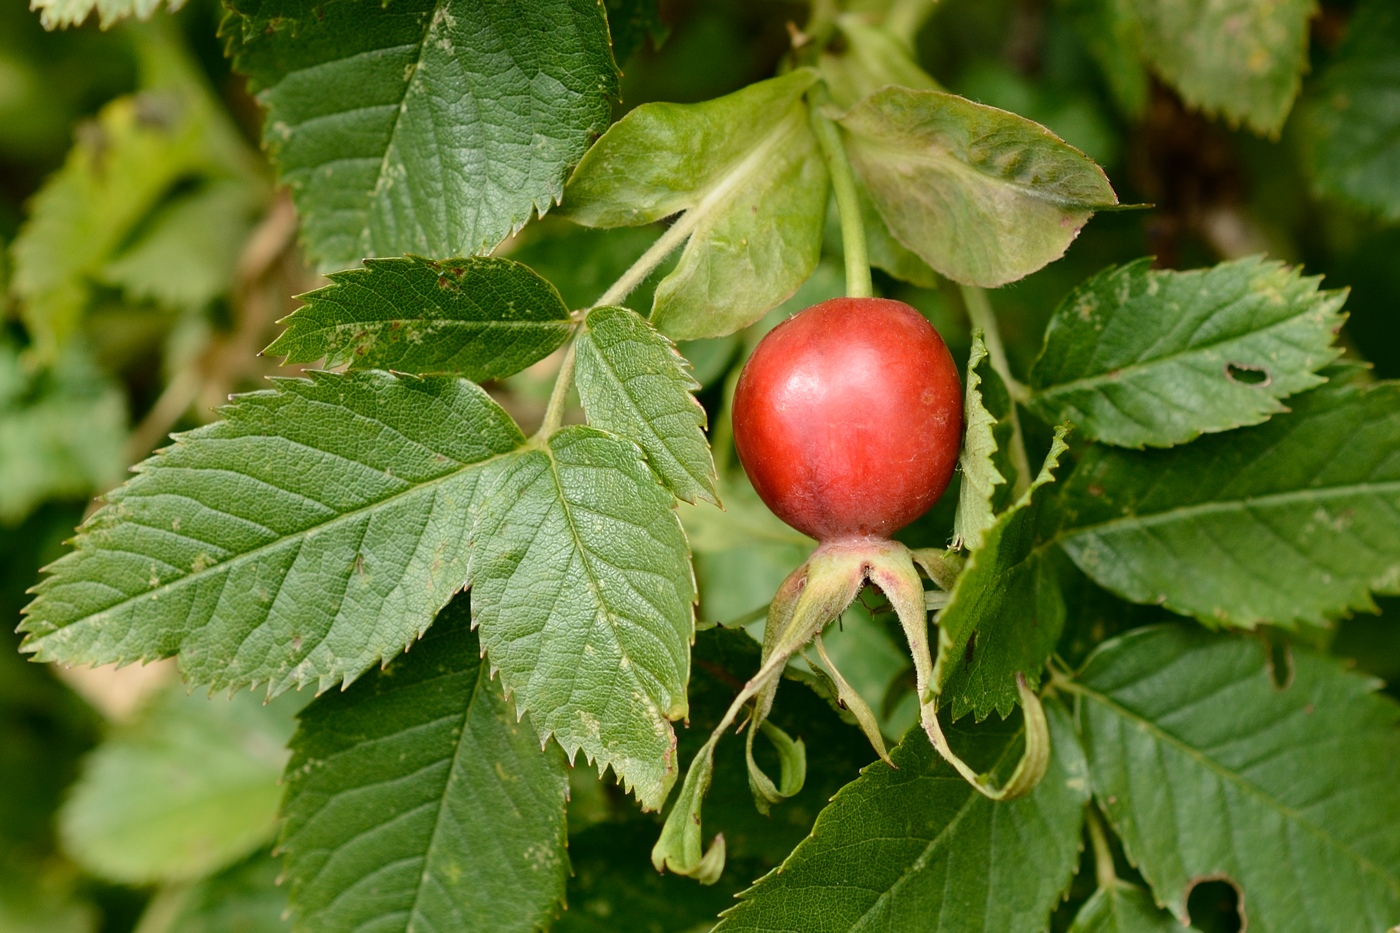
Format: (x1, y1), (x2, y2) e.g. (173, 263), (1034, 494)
(1132, 0), (1317, 135)
(224, 0), (617, 271)
(953, 332), (1017, 552)
(166, 855), (290, 933)
(30, 0), (184, 30)
(936, 428), (1069, 720)
(838, 86), (1118, 288)
(59, 686), (296, 884)
(858, 178), (940, 288)
(468, 426), (695, 810)
(1301, 0), (1400, 223)
(561, 69), (829, 340)
(0, 340), (126, 526)
(20, 371), (524, 695)
(1056, 376), (1400, 628)
(575, 306), (717, 505)
(714, 702), (1089, 933)
(1028, 257), (1347, 449)
(280, 596), (569, 933)
(266, 256), (572, 379)
(1072, 625), (1400, 931)
(1068, 882), (1201, 933)
(818, 14), (940, 111)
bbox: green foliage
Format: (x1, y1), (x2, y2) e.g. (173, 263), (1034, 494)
(21, 373), (525, 693)
(562, 69), (829, 340)
(266, 256), (573, 379)
(163, 854), (289, 933)
(224, 0), (617, 272)
(817, 15), (940, 110)
(1070, 625), (1400, 930)
(575, 306), (717, 505)
(953, 332), (1017, 551)
(30, 0), (184, 30)
(1067, 882), (1200, 933)
(281, 596), (569, 933)
(838, 86), (1118, 288)
(468, 426), (695, 810)
(936, 429), (1069, 720)
(715, 703), (1089, 932)
(1028, 257), (1347, 449)
(1301, 0), (1400, 223)
(59, 686), (296, 884)
(1056, 375), (1400, 628)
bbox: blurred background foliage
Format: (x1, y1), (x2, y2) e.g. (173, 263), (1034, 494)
(1, 0), (1397, 930)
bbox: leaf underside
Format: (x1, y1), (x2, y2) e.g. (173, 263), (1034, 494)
(953, 332), (1017, 551)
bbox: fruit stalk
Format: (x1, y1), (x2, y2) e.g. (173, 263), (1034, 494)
(808, 83), (873, 299)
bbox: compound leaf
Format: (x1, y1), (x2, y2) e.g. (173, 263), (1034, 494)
(837, 86), (1118, 289)
(266, 256), (572, 379)
(1056, 375), (1400, 628)
(1301, 0), (1400, 222)
(714, 702), (1089, 933)
(561, 69), (828, 340)
(1067, 882), (1201, 933)
(936, 428), (1069, 720)
(280, 596), (569, 933)
(575, 306), (717, 505)
(1072, 625), (1400, 930)
(953, 331), (1018, 552)
(1028, 257), (1347, 449)
(468, 426), (695, 811)
(59, 686), (296, 884)
(21, 371), (524, 695)
(224, 0), (617, 270)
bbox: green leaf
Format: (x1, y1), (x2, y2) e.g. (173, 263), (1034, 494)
(59, 686), (296, 884)
(0, 341), (126, 526)
(561, 69), (829, 340)
(575, 306), (717, 505)
(30, 0), (184, 30)
(1061, 0), (1150, 116)
(1132, 0), (1316, 135)
(1028, 257), (1347, 449)
(1068, 882), (1201, 933)
(266, 256), (572, 379)
(280, 595), (569, 933)
(714, 702), (1090, 933)
(165, 853), (290, 933)
(838, 86), (1118, 288)
(1301, 0), (1400, 223)
(224, 0), (617, 271)
(21, 371), (524, 694)
(1056, 376), (1400, 628)
(1071, 625), (1400, 930)
(953, 332), (1018, 552)
(468, 426), (695, 810)
(818, 14), (940, 111)
(936, 428), (1069, 720)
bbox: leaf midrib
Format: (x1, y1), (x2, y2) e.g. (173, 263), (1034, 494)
(1069, 678), (1400, 898)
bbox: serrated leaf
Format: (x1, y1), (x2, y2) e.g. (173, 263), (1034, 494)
(953, 332), (1018, 552)
(818, 14), (940, 111)
(561, 69), (828, 340)
(280, 595), (568, 933)
(1071, 625), (1400, 930)
(1028, 257), (1347, 449)
(936, 428), (1069, 721)
(837, 86), (1118, 289)
(1056, 376), (1400, 628)
(1301, 0), (1400, 223)
(574, 306), (717, 505)
(59, 686), (296, 884)
(224, 0), (617, 271)
(267, 256), (572, 379)
(0, 341), (126, 526)
(21, 371), (524, 695)
(30, 0), (184, 30)
(714, 702), (1089, 933)
(1068, 882), (1202, 933)
(468, 426), (695, 810)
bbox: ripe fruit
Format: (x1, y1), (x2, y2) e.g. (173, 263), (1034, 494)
(732, 297), (963, 542)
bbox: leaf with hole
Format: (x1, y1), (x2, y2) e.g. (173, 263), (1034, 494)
(1028, 257), (1347, 449)
(266, 256), (572, 379)
(561, 69), (829, 340)
(1071, 624), (1400, 931)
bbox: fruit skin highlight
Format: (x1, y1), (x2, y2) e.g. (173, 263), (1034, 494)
(732, 296), (963, 542)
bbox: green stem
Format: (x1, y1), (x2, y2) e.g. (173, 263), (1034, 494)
(535, 339), (578, 441)
(808, 84), (873, 300)
(1086, 805), (1119, 890)
(959, 284), (1032, 497)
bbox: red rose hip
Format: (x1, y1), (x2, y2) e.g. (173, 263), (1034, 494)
(732, 297), (963, 542)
